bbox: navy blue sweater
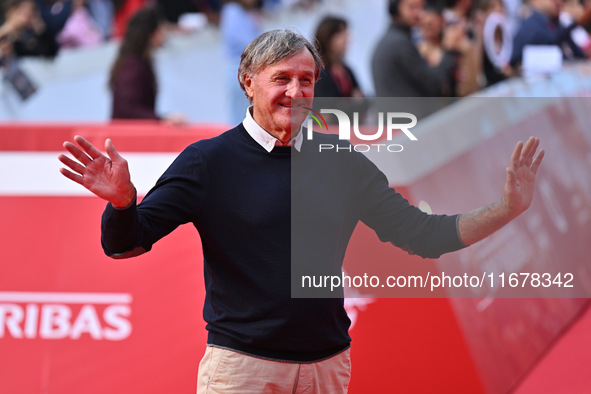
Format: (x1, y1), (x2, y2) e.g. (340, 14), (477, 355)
(101, 124), (465, 361)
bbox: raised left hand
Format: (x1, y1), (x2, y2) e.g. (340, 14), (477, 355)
(503, 136), (545, 218)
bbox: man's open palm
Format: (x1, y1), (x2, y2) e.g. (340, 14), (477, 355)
(58, 136), (135, 208)
(504, 136), (545, 217)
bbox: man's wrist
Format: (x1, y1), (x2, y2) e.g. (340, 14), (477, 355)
(112, 184), (137, 209)
(498, 198), (521, 223)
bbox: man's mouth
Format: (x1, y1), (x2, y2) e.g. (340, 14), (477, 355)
(279, 103), (306, 108)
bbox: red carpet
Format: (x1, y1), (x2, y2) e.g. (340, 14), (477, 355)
(514, 302), (591, 393)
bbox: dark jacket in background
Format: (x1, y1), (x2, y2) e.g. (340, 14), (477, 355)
(511, 10), (583, 65)
(34, 0), (72, 37)
(314, 64), (360, 98)
(371, 23), (456, 97)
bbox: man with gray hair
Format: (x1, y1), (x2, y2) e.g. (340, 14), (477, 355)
(60, 29), (354, 392)
(59, 28), (544, 393)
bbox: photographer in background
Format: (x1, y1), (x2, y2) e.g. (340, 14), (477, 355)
(511, 0), (587, 65)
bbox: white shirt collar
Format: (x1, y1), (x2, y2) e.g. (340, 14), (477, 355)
(242, 106), (303, 152)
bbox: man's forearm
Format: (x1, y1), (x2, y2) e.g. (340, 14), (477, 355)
(457, 200), (516, 246)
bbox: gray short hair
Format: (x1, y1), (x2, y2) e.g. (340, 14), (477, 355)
(238, 29), (323, 102)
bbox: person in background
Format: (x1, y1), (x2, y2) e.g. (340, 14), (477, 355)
(34, 0), (72, 43)
(313, 15), (363, 98)
(417, 5), (457, 96)
(33, 0), (106, 49)
(371, 0), (464, 97)
(560, 0), (591, 57)
(111, 0), (145, 38)
(444, 0), (473, 24)
(86, 0), (115, 40)
(109, 6), (186, 124)
(156, 0), (221, 26)
(511, 0), (585, 66)
(443, 0), (483, 96)
(220, 0), (262, 125)
(55, 0), (103, 48)
(0, 0), (59, 58)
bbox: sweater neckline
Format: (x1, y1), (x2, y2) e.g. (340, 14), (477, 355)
(235, 124), (297, 156)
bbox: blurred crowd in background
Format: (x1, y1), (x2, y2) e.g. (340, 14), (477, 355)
(0, 0), (316, 60)
(1, 0), (591, 123)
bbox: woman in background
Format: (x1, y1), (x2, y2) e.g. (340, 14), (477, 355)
(109, 6), (186, 124)
(417, 4), (457, 96)
(313, 16), (362, 98)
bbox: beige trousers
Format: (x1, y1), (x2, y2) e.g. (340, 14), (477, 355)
(196, 346), (351, 393)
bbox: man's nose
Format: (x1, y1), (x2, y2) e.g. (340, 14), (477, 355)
(285, 79), (303, 97)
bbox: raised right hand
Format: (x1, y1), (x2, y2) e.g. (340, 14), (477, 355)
(58, 135), (136, 208)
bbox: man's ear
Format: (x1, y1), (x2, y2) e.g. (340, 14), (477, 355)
(243, 74), (254, 101)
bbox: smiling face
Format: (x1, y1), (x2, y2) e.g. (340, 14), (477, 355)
(243, 48), (316, 141)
